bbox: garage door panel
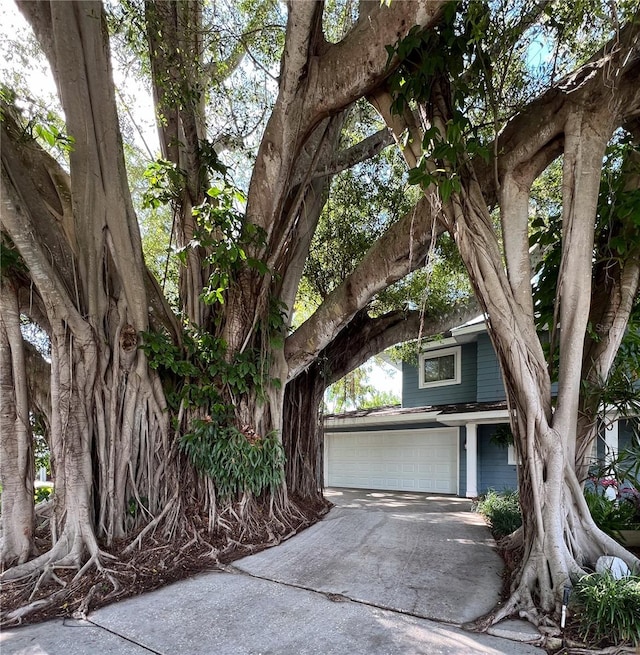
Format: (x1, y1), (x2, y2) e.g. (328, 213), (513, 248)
(326, 429), (458, 494)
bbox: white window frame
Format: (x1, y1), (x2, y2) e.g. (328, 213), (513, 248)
(418, 346), (461, 389)
(507, 444), (522, 465)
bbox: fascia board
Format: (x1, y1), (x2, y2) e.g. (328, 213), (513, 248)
(451, 320), (487, 338)
(421, 337), (457, 351)
(437, 409), (510, 426)
(324, 410), (443, 429)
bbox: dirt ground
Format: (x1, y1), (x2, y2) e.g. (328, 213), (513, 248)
(1, 494), (330, 627)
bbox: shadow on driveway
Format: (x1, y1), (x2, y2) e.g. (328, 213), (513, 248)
(236, 487), (503, 624)
(3, 488), (547, 655)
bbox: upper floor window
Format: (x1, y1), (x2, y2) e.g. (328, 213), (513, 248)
(419, 346), (461, 388)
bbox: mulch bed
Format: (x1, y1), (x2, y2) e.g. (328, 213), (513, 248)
(1, 494), (331, 627)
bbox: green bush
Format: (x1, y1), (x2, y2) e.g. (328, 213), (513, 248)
(475, 489), (522, 538)
(180, 420), (285, 501)
(583, 488), (639, 539)
(572, 572), (640, 646)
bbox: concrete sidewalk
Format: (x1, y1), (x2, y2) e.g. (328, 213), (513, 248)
(2, 489), (546, 654)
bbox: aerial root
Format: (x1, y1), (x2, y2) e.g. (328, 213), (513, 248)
(73, 583), (100, 619)
(0, 543), (122, 627)
(123, 492), (179, 555)
(29, 564), (69, 601)
(1, 597), (61, 626)
(465, 579), (539, 633)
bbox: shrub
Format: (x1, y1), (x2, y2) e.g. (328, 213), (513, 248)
(571, 572), (640, 646)
(475, 489), (522, 538)
(180, 420), (285, 501)
(583, 488), (639, 539)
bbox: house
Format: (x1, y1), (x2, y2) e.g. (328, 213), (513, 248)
(324, 318), (638, 497)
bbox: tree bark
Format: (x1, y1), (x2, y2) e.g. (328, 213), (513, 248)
(0, 280), (35, 567)
(284, 300), (479, 497)
(374, 24), (640, 625)
(1, 2), (173, 590)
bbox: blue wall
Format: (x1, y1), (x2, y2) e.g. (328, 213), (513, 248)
(476, 333), (505, 402)
(477, 424), (518, 493)
(402, 342), (478, 407)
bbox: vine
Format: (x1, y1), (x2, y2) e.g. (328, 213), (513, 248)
(141, 161), (286, 501)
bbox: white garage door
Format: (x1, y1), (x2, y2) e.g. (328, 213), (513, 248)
(325, 429), (458, 494)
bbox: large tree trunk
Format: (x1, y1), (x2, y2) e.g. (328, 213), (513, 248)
(1, 3), (174, 599)
(284, 302), (479, 497)
(373, 25), (640, 627)
(141, 0), (452, 504)
(444, 112), (639, 629)
(0, 280), (35, 568)
(575, 142), (640, 480)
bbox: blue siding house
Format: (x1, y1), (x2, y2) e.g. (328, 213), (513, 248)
(324, 318), (637, 497)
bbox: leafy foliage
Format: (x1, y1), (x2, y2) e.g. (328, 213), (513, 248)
(325, 361), (400, 413)
(475, 489), (522, 538)
(141, 327), (273, 412)
(32, 121), (74, 153)
(488, 424), (514, 449)
(0, 234), (27, 277)
(141, 317), (284, 500)
(181, 420), (284, 501)
(571, 572), (640, 646)
(34, 483), (53, 504)
(299, 144), (413, 312)
(584, 488), (639, 539)
(386, 2), (491, 200)
(196, 184), (269, 305)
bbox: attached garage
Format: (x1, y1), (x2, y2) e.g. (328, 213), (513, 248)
(325, 428), (458, 494)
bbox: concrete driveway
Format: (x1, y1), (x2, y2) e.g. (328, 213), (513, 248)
(237, 488), (504, 624)
(2, 489), (545, 655)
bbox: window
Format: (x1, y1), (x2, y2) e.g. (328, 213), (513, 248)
(419, 346), (461, 388)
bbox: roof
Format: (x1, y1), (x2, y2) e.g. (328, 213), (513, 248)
(324, 400), (509, 429)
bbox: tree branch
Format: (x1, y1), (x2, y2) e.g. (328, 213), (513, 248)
(475, 20), (640, 205)
(309, 128), (394, 182)
(322, 298), (480, 386)
(310, 1), (446, 122)
(285, 194), (445, 378)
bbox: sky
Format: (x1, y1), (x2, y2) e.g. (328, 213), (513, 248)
(370, 360), (402, 396)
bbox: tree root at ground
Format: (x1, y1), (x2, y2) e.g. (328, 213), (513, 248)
(0, 493), (329, 627)
(464, 524), (640, 653)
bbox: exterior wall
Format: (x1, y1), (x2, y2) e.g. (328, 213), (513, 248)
(477, 424), (518, 493)
(476, 333), (505, 402)
(402, 342), (478, 407)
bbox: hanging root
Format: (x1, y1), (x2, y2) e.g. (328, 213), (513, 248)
(123, 490), (179, 555)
